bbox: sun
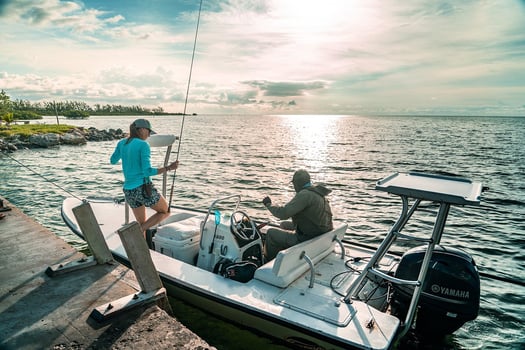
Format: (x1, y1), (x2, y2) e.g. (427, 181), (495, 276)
(272, 1), (369, 35)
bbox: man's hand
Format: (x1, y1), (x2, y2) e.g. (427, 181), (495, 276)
(262, 196), (272, 207)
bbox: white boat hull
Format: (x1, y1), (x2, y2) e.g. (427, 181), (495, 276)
(62, 197), (400, 350)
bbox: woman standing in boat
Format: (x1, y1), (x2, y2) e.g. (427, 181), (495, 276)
(262, 169), (334, 260)
(110, 118), (179, 236)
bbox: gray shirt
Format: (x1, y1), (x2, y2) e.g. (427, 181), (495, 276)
(266, 184), (334, 241)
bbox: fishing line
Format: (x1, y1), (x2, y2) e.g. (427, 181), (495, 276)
(342, 238), (525, 287)
(3, 152), (83, 200)
(168, 0), (203, 209)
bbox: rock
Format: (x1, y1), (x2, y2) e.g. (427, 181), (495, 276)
(61, 132), (87, 145)
(0, 134), (30, 152)
(0, 127), (124, 152)
(29, 133), (60, 147)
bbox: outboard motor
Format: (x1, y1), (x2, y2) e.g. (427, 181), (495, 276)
(391, 245), (480, 337)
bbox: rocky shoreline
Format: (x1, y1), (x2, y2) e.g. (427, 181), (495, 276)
(0, 127), (125, 152)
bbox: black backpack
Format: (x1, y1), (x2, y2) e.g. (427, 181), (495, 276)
(213, 258), (258, 283)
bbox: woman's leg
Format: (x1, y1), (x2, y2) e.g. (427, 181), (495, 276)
(141, 195), (170, 232)
(125, 187), (149, 233)
(131, 205), (147, 232)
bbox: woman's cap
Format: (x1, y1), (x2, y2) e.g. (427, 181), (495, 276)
(133, 118), (156, 134)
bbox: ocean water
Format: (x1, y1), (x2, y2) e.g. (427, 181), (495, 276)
(1, 114), (524, 350)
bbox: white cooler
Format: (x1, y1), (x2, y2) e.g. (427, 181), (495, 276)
(153, 217), (202, 264)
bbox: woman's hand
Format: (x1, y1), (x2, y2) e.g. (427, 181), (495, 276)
(167, 160), (179, 171)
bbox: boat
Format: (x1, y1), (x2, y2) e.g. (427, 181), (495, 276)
(61, 134), (484, 350)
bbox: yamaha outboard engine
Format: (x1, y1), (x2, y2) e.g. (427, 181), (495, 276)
(391, 245), (480, 337)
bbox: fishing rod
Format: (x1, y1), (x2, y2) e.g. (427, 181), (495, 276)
(167, 0), (203, 210)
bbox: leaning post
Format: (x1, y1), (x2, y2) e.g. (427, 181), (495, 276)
(46, 201), (113, 276)
(73, 201), (114, 264)
(117, 221), (163, 293)
(118, 221), (172, 313)
(89, 221), (172, 321)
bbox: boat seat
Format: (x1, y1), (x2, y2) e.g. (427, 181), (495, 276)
(254, 224), (347, 288)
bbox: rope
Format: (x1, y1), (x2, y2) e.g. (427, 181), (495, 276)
(168, 0), (203, 209)
(3, 152), (83, 200)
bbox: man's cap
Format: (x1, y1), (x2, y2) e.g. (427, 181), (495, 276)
(292, 169), (311, 187)
(132, 118), (156, 134)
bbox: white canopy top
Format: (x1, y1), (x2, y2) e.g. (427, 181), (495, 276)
(376, 172), (482, 205)
(146, 134), (178, 148)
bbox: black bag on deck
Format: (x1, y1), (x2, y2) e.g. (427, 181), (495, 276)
(214, 258), (258, 283)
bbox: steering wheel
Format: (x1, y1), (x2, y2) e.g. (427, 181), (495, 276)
(230, 211), (257, 241)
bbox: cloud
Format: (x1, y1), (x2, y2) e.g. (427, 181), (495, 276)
(0, 0), (524, 115)
(242, 80), (327, 97)
(3, 0), (83, 26)
(0, 0), (145, 42)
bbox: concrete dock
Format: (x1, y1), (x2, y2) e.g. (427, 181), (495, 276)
(0, 197), (215, 350)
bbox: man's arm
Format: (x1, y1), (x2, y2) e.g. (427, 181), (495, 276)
(266, 192), (309, 220)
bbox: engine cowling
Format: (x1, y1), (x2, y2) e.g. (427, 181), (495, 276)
(391, 245), (480, 337)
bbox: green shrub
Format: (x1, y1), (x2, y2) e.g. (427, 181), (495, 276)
(1, 112), (14, 124)
(13, 110), (43, 120)
(0, 124), (76, 138)
(63, 110), (89, 119)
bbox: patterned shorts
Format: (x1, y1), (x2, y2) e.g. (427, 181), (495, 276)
(123, 185), (161, 209)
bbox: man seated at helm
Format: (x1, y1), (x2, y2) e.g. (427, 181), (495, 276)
(262, 169), (334, 261)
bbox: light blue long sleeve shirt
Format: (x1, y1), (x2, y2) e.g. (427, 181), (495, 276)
(110, 138), (159, 190)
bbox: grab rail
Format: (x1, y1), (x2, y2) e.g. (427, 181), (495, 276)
(199, 195), (241, 250)
(368, 268), (421, 286)
(300, 251), (315, 288)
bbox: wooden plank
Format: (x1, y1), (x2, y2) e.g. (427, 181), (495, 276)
(90, 288), (167, 322)
(45, 256), (97, 276)
(117, 222), (163, 293)
(72, 201), (114, 264)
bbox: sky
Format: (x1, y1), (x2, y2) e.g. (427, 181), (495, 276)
(1, 0), (524, 116)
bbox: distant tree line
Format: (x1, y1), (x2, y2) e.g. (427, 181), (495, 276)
(1, 90), (180, 122)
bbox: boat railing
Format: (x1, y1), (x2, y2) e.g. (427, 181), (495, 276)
(367, 268), (420, 286)
(344, 172), (483, 340)
(393, 231), (433, 243)
(199, 194), (241, 250)
(301, 235), (345, 288)
(344, 194), (449, 339)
